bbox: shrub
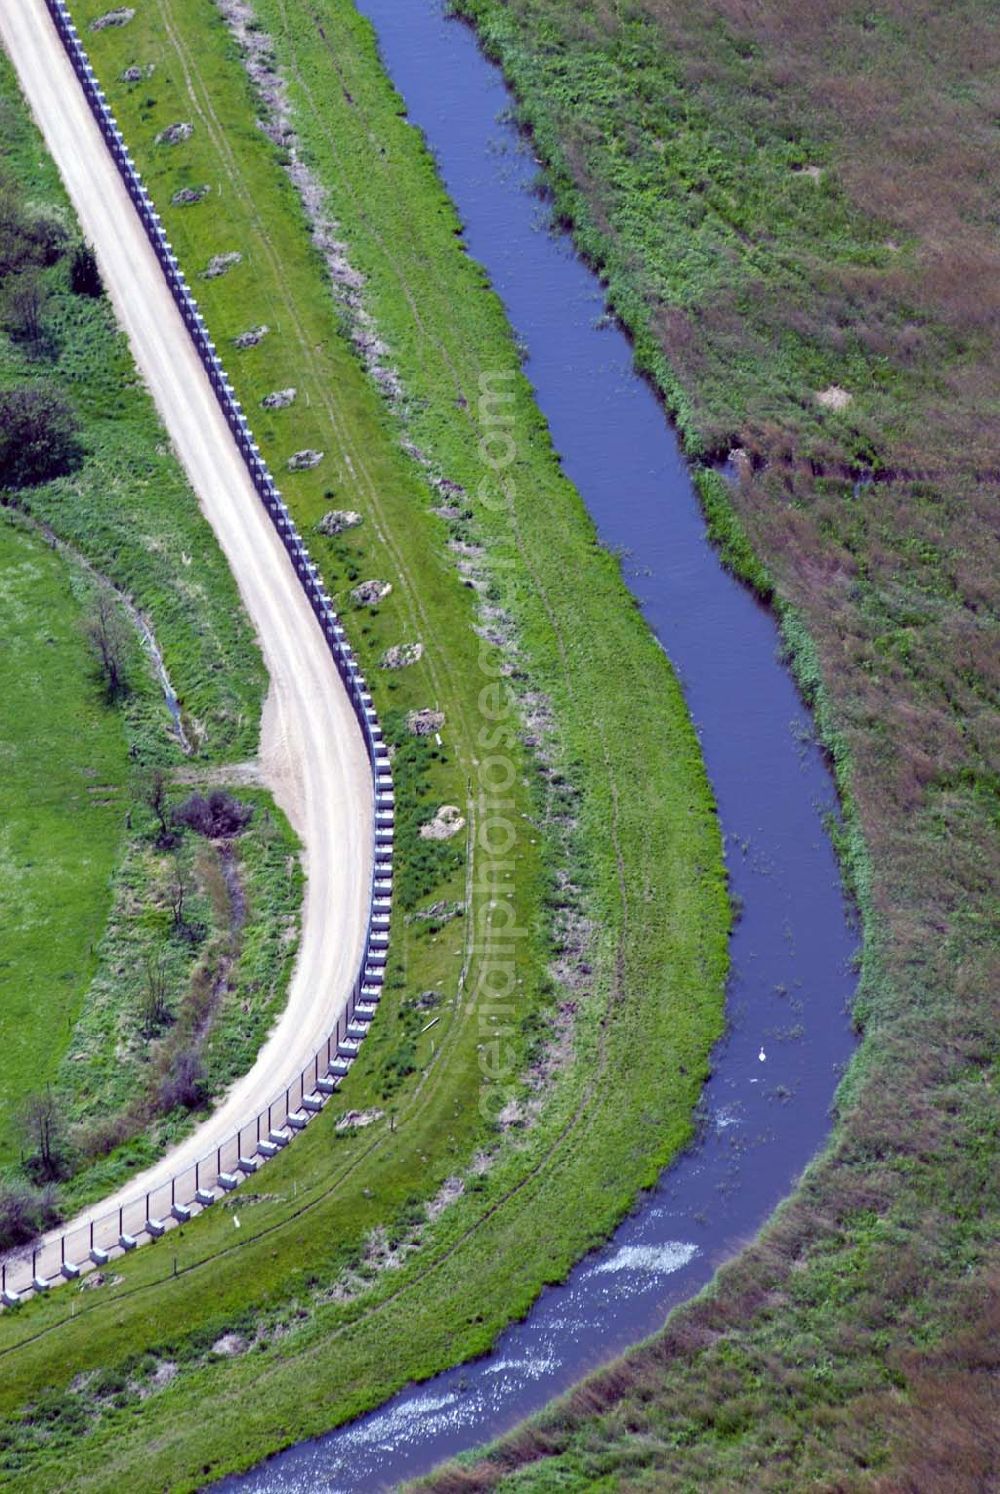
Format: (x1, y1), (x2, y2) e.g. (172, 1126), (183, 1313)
(0, 385), (81, 488)
(0, 1180), (61, 1251)
(158, 1048), (206, 1111)
(83, 589), (130, 701)
(2, 271), (50, 351)
(173, 790), (253, 839)
(69, 242), (102, 297)
(0, 185), (67, 275)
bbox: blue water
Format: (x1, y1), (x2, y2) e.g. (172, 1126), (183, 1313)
(219, 2), (857, 1487)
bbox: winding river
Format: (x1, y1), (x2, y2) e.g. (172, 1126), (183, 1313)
(220, 1), (858, 1487)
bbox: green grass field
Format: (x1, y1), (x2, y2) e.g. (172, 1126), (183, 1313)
(0, 519), (128, 1166)
(0, 0), (731, 1486)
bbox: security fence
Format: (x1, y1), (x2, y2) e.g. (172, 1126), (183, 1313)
(0, 0), (392, 1305)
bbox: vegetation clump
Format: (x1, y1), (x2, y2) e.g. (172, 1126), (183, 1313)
(0, 386), (81, 488)
(173, 790), (254, 839)
(0, 1180), (61, 1252)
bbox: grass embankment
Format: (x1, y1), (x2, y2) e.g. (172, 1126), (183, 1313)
(0, 50), (298, 1210)
(0, 0), (728, 1486)
(412, 1), (1000, 1487)
(0, 520), (128, 1166)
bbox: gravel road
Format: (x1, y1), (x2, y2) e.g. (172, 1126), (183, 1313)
(0, 0), (373, 1260)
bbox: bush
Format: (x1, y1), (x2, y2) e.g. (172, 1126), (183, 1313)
(158, 1048), (206, 1111)
(69, 242), (102, 298)
(0, 185), (67, 276)
(2, 272), (50, 352)
(173, 790), (253, 839)
(0, 1180), (61, 1251)
(0, 385), (81, 488)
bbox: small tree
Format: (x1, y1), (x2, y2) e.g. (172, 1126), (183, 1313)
(2, 271), (49, 350)
(20, 1089), (67, 1183)
(70, 242), (102, 297)
(159, 1048), (205, 1112)
(142, 765), (174, 845)
(166, 848), (190, 934)
(0, 1180), (61, 1251)
(84, 590), (130, 702)
(141, 951), (172, 1035)
(0, 385), (81, 489)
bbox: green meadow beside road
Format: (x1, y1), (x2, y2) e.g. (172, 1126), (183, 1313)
(0, 0), (729, 1487)
(0, 519), (128, 1167)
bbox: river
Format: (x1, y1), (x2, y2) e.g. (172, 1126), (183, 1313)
(218, 1), (857, 1486)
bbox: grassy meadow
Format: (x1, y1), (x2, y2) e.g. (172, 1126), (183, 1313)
(0, 0), (732, 1486)
(0, 519), (128, 1166)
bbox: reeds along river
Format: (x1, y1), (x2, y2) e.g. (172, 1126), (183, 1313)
(220, 0), (858, 1486)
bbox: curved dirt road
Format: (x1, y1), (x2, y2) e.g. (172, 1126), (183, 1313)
(0, 1), (372, 1255)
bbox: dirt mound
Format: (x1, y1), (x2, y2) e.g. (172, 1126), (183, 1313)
(202, 251), (242, 279)
(287, 448), (323, 471)
(233, 324), (268, 349)
(172, 185), (209, 206)
(261, 387), (296, 410)
(155, 121), (193, 147)
(420, 804), (465, 841)
(351, 578), (391, 606)
(406, 708), (444, 736)
(379, 642), (423, 669)
(91, 8), (134, 30)
(317, 509), (363, 536)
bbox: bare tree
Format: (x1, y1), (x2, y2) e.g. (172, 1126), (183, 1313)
(166, 849), (190, 935)
(141, 951), (172, 1035)
(84, 590), (130, 702)
(142, 766), (173, 845)
(20, 1089), (66, 1182)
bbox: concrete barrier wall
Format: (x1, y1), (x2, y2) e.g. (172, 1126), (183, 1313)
(0, 0), (394, 1304)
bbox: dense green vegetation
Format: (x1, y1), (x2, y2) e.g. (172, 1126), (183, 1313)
(0, 519), (129, 1166)
(0, 0), (730, 1485)
(415, 0), (1000, 1486)
(0, 47), (298, 1218)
